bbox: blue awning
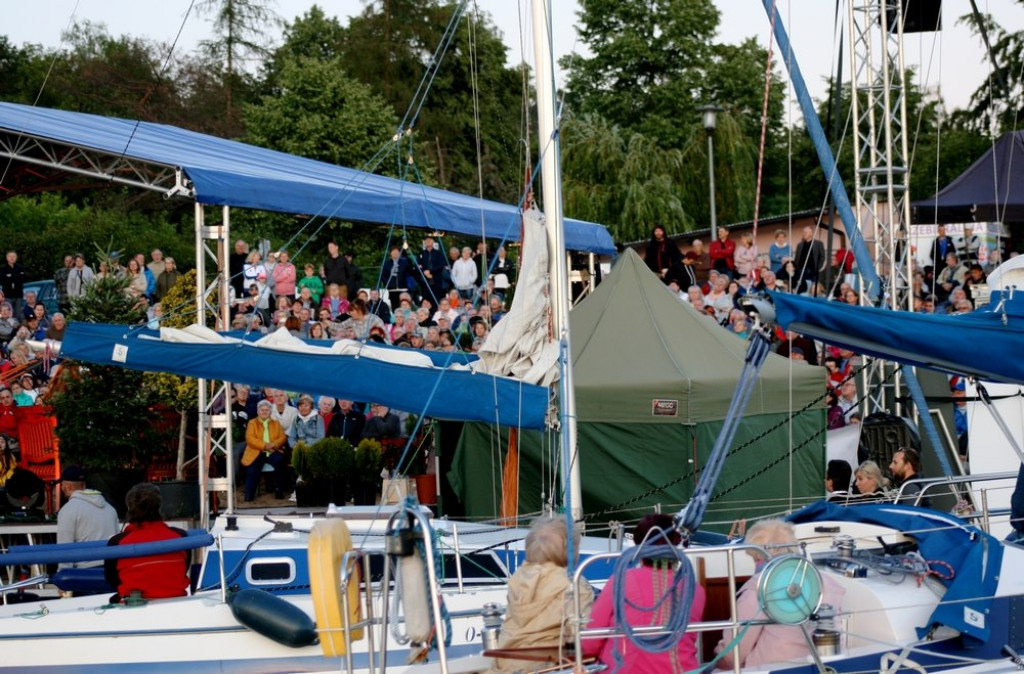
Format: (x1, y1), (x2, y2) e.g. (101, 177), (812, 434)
(771, 290), (1024, 385)
(0, 102), (616, 255)
(60, 322), (549, 429)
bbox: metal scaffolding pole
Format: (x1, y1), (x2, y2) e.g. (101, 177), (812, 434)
(194, 204), (235, 525)
(848, 0), (914, 415)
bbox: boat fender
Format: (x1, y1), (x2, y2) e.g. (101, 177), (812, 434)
(309, 519), (363, 657)
(400, 549), (432, 643)
(228, 588), (318, 648)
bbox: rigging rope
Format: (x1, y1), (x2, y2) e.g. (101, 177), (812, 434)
(750, 0), (778, 242)
(677, 325), (773, 535)
(607, 526), (698, 662)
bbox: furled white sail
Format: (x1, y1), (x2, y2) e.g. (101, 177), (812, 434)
(473, 208), (560, 386)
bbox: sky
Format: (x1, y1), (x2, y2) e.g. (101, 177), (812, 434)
(4, 0), (1024, 118)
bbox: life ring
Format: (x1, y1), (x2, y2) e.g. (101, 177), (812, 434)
(308, 519), (363, 657)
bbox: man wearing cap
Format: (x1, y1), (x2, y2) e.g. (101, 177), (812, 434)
(362, 403), (401, 441)
(57, 466), (119, 569)
(328, 399), (365, 444)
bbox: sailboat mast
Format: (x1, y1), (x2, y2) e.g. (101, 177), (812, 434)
(530, 0), (583, 522)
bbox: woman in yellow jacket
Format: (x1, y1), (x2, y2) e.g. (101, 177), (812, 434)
(242, 399), (288, 501)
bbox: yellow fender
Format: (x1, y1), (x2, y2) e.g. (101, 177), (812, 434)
(308, 519), (363, 657)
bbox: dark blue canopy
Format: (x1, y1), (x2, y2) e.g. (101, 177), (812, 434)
(912, 130), (1024, 224)
(60, 322), (548, 429)
(0, 102), (615, 255)
(772, 290), (1024, 385)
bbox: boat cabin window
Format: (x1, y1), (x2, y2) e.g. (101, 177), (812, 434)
(364, 551), (508, 585)
(245, 557), (297, 586)
(439, 551), (507, 583)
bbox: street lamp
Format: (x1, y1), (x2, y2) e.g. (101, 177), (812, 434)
(699, 104), (723, 232)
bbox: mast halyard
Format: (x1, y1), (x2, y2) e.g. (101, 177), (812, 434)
(530, 0), (583, 522)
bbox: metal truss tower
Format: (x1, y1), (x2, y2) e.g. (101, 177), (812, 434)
(193, 204), (235, 525)
(847, 0), (914, 414)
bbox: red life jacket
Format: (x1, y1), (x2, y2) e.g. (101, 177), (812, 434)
(111, 522), (189, 600)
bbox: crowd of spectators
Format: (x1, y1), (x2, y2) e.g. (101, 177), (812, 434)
(226, 382), (417, 502)
(226, 238), (516, 355)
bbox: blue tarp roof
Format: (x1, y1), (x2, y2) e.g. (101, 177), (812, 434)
(0, 102), (616, 255)
(60, 322), (549, 429)
(771, 290), (1024, 385)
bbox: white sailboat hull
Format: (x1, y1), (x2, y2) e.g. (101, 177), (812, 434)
(0, 587), (501, 673)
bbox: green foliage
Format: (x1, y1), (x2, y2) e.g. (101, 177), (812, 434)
(784, 72), (972, 213)
(563, 0), (720, 147)
(0, 194), (192, 282)
(156, 268), (221, 329)
(354, 438), (384, 483)
(50, 266), (157, 471)
(957, 7), (1024, 134)
(562, 0), (777, 227)
(244, 55), (400, 170)
(197, 0), (278, 132)
(337, 1), (526, 202)
(294, 437), (354, 480)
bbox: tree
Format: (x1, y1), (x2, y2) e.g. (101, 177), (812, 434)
(0, 37), (49, 105)
(32, 22), (177, 121)
(338, 1), (527, 202)
(956, 5), (1024, 134)
(49, 252), (158, 472)
(784, 72), (984, 216)
(145, 270), (208, 480)
(563, 0), (720, 148)
(197, 0), (279, 134)
(562, 0), (781, 226)
(244, 56), (400, 169)
(560, 111), (755, 241)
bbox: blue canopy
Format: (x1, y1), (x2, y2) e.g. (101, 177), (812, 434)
(912, 130), (1024, 224)
(0, 102), (615, 255)
(60, 322), (548, 429)
(789, 501), (1003, 643)
(771, 290), (1024, 385)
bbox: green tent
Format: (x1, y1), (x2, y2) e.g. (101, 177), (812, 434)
(449, 249), (827, 530)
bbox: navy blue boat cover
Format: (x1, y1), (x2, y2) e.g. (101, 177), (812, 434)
(790, 501), (1003, 643)
(771, 290), (1024, 385)
(60, 322), (548, 429)
(0, 102), (615, 255)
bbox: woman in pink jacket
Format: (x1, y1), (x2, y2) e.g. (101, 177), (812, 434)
(583, 515), (705, 673)
(271, 250), (297, 299)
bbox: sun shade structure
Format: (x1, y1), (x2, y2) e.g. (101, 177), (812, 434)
(60, 322), (549, 429)
(0, 102), (616, 255)
(911, 130), (1024, 225)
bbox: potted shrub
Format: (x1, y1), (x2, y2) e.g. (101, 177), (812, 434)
(293, 437), (354, 507)
(48, 249), (160, 517)
(353, 438), (383, 505)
